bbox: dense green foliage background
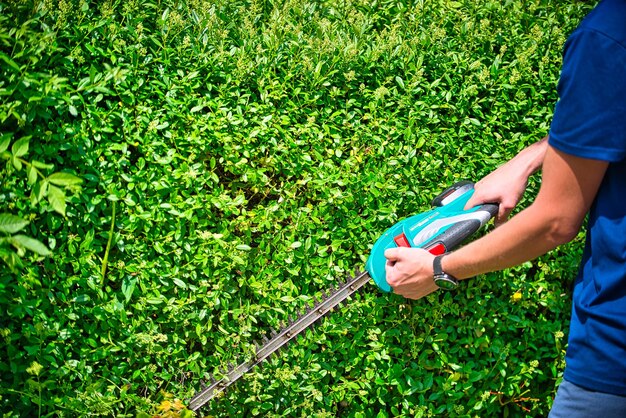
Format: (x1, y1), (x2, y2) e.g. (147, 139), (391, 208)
(1, 0), (593, 416)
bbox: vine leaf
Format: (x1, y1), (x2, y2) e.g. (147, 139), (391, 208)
(30, 180), (48, 206)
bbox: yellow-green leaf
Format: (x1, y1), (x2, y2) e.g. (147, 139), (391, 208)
(11, 137), (29, 158)
(10, 234), (52, 256)
(12, 155), (22, 170)
(0, 51), (20, 72)
(47, 172), (83, 186)
(0, 213), (29, 234)
(0, 135), (10, 153)
(27, 165), (38, 185)
(48, 184), (66, 217)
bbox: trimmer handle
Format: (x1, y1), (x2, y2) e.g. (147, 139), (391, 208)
(430, 180), (474, 207)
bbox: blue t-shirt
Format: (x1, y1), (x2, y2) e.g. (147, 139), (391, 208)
(549, 0), (626, 396)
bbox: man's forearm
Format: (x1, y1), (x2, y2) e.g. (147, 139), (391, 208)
(511, 135), (549, 177)
(443, 202), (569, 279)
(445, 144), (607, 280)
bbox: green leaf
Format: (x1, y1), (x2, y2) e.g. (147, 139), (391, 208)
(0, 135), (11, 154)
(9, 234), (52, 256)
(11, 137), (29, 158)
(0, 246), (23, 272)
(0, 51), (20, 72)
(12, 155), (22, 170)
(31, 180), (49, 205)
(47, 172), (83, 186)
(0, 213), (29, 234)
(48, 185), (67, 216)
(395, 76), (405, 89)
(27, 165), (38, 186)
(172, 277), (187, 288)
(122, 276), (137, 303)
(146, 297), (164, 305)
(32, 160), (55, 170)
(72, 294), (91, 303)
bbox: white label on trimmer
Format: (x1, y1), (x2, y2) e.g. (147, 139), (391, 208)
(411, 210), (492, 246)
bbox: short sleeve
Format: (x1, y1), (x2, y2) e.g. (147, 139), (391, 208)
(549, 29), (626, 162)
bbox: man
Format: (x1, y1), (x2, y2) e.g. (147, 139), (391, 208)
(383, 0), (626, 415)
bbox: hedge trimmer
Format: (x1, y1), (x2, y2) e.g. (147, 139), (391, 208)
(189, 181), (497, 411)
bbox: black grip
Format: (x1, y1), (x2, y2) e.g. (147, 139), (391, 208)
(436, 219), (482, 250)
(482, 203), (499, 218)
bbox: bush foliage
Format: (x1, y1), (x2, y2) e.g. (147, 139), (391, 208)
(1, 0), (592, 416)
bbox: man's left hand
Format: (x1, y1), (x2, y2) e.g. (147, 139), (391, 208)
(384, 248), (438, 299)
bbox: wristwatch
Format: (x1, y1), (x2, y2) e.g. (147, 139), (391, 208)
(433, 255), (459, 290)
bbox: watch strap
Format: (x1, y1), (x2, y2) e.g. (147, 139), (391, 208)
(433, 255), (459, 290)
(433, 255), (445, 276)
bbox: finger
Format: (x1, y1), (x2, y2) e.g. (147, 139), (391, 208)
(384, 248), (401, 261)
(494, 206), (513, 227)
(464, 193), (483, 210)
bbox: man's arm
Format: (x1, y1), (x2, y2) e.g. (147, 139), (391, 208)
(384, 145), (608, 299)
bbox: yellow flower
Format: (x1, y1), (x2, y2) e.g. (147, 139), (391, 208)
(26, 361), (43, 377)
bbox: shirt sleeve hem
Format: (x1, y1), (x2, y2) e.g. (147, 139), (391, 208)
(548, 133), (626, 163)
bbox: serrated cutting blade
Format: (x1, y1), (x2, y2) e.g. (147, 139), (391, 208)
(188, 270), (371, 411)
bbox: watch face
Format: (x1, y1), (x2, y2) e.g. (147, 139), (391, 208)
(434, 275), (458, 290)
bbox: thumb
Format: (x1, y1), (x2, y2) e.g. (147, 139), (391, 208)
(384, 247), (402, 261)
(464, 192), (484, 210)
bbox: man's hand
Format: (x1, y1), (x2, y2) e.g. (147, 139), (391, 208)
(465, 137), (549, 226)
(384, 247), (438, 300)
(464, 165), (529, 226)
